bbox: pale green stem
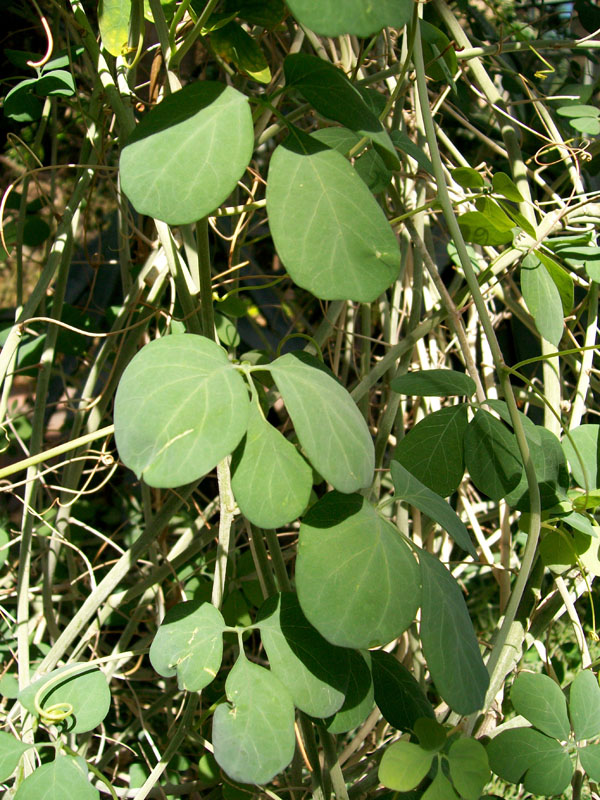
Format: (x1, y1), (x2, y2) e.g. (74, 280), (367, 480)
(169, 0), (220, 68)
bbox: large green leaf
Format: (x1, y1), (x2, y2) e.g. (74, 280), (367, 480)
(14, 756), (99, 800)
(120, 82), (253, 224)
(391, 461), (476, 557)
(149, 600), (225, 691)
(379, 740), (434, 792)
(511, 672), (570, 740)
(212, 654), (295, 784)
(284, 54), (398, 169)
(231, 403), (312, 528)
(296, 493), (421, 649)
(562, 424), (600, 490)
(114, 335), (250, 488)
(0, 731), (32, 782)
(419, 549), (488, 715)
(285, 0), (412, 36)
(266, 130), (400, 302)
(321, 650), (374, 733)
(447, 738), (490, 800)
(487, 728), (572, 795)
(570, 670), (600, 741)
(270, 352), (374, 493)
(370, 649), (435, 731)
(391, 369), (476, 397)
(521, 254), (564, 347)
(393, 405), (468, 496)
(98, 0), (131, 56)
(464, 409), (522, 501)
(257, 592), (350, 718)
(20, 665), (110, 734)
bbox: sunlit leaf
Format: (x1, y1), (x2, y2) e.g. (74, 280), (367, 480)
(98, 0), (132, 56)
(379, 740), (434, 791)
(211, 22), (271, 83)
(0, 731), (32, 782)
(487, 728), (572, 796)
(285, 0), (412, 36)
(521, 253), (564, 347)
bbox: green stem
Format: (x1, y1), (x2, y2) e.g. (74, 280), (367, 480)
(196, 218), (215, 339)
(264, 528), (292, 592)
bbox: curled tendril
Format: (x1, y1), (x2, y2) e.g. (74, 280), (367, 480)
(33, 674), (75, 726)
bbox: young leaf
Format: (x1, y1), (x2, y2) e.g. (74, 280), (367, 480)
(321, 650), (374, 734)
(120, 82), (253, 224)
(447, 738), (490, 800)
(487, 728), (572, 796)
(149, 600), (225, 691)
(390, 460), (476, 557)
(419, 549), (489, 714)
(569, 670), (600, 741)
(0, 731), (32, 782)
(452, 167), (485, 189)
(414, 718), (447, 751)
(464, 410), (522, 501)
(269, 352), (374, 493)
(284, 0), (412, 37)
(266, 130), (400, 302)
(210, 22), (271, 84)
(98, 0), (132, 56)
(231, 403), (312, 528)
(13, 756), (99, 800)
(284, 53), (399, 169)
(422, 770), (459, 800)
(562, 424), (600, 490)
(371, 649), (435, 731)
(378, 740), (434, 792)
(19, 664), (111, 734)
(212, 654), (295, 784)
(257, 592), (350, 718)
(492, 172), (524, 202)
(114, 335), (250, 488)
(391, 369), (476, 397)
(295, 492), (421, 649)
(393, 405), (468, 497)
(520, 253), (564, 347)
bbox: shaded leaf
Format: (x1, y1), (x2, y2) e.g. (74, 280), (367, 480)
(511, 672), (570, 740)
(464, 410), (522, 501)
(579, 742), (600, 781)
(570, 670), (600, 741)
(487, 728), (572, 796)
(504, 425), (569, 511)
(211, 22), (271, 83)
(14, 756), (99, 800)
(452, 167), (484, 189)
(321, 650), (374, 734)
(371, 649), (435, 731)
(285, 0), (412, 36)
(391, 369), (476, 397)
(457, 211), (513, 246)
(390, 129), (434, 174)
(0, 731), (32, 782)
(310, 127), (392, 193)
(422, 770), (459, 800)
(521, 253), (564, 347)
(562, 424), (600, 490)
(447, 738), (490, 800)
(536, 251), (574, 316)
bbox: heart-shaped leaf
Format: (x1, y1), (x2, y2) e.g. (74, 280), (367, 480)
(295, 492), (421, 648)
(212, 654), (295, 784)
(114, 335), (250, 487)
(149, 600), (225, 691)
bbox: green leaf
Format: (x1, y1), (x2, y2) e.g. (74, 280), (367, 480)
(562, 424), (600, 490)
(570, 116), (600, 134)
(270, 352), (374, 493)
(310, 128), (392, 193)
(321, 650), (374, 734)
(487, 728), (573, 796)
(390, 130), (434, 175)
(556, 104), (600, 118)
(551, 243), (600, 282)
(284, 0), (412, 36)
(452, 167), (485, 189)
(414, 718), (447, 751)
(504, 425), (569, 511)
(4, 79), (42, 123)
(257, 592), (350, 718)
(0, 731), (32, 782)
(19, 664), (110, 734)
(35, 70), (76, 97)
(296, 492), (421, 649)
(222, 0), (285, 27)
(231, 403), (312, 528)
(579, 742), (600, 781)
(120, 82), (253, 224)
(521, 253), (564, 347)
(422, 770), (459, 800)
(511, 672), (570, 740)
(14, 756), (99, 800)
(98, 0), (132, 56)
(378, 740), (434, 791)
(114, 335), (250, 488)
(0, 526), (10, 568)
(570, 670), (600, 741)
(214, 311), (240, 347)
(212, 654), (295, 784)
(539, 529), (577, 574)
(536, 250), (574, 315)
(464, 410), (522, 501)
(492, 172), (524, 202)
(266, 130), (400, 302)
(371, 650), (435, 731)
(149, 600), (225, 691)
(457, 211), (514, 246)
(447, 738), (490, 800)
(390, 461), (476, 557)
(284, 54), (399, 170)
(391, 369), (476, 397)
(394, 405), (468, 497)
(211, 22), (271, 83)
(420, 21), (458, 85)
(419, 549), (489, 715)
(474, 197), (516, 230)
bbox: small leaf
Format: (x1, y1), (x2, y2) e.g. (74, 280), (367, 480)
(231, 403), (312, 528)
(19, 664), (111, 734)
(391, 369), (476, 397)
(457, 211), (514, 246)
(14, 756), (99, 800)
(270, 352), (374, 493)
(98, 0), (132, 56)
(539, 529), (577, 574)
(579, 742), (600, 781)
(452, 167), (485, 189)
(285, 0), (413, 36)
(562, 424), (600, 490)
(570, 670), (600, 741)
(211, 22), (271, 83)
(390, 129), (434, 174)
(35, 70), (76, 97)
(394, 405), (468, 497)
(415, 718), (447, 751)
(422, 770), (459, 800)
(296, 492), (421, 649)
(550, 242), (600, 282)
(521, 253), (564, 347)
(556, 104), (600, 118)
(266, 130), (400, 302)
(492, 172), (524, 202)
(447, 738), (490, 800)
(391, 460), (476, 557)
(487, 728), (572, 796)
(212, 654), (295, 784)
(257, 592), (350, 718)
(114, 335), (250, 488)
(419, 549), (489, 715)
(214, 312), (240, 347)
(370, 649), (435, 731)
(569, 116), (600, 135)
(321, 650), (374, 734)
(0, 731), (32, 782)
(464, 409), (522, 501)
(379, 740), (434, 791)
(3, 79), (42, 123)
(120, 82), (253, 224)
(149, 600), (225, 691)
